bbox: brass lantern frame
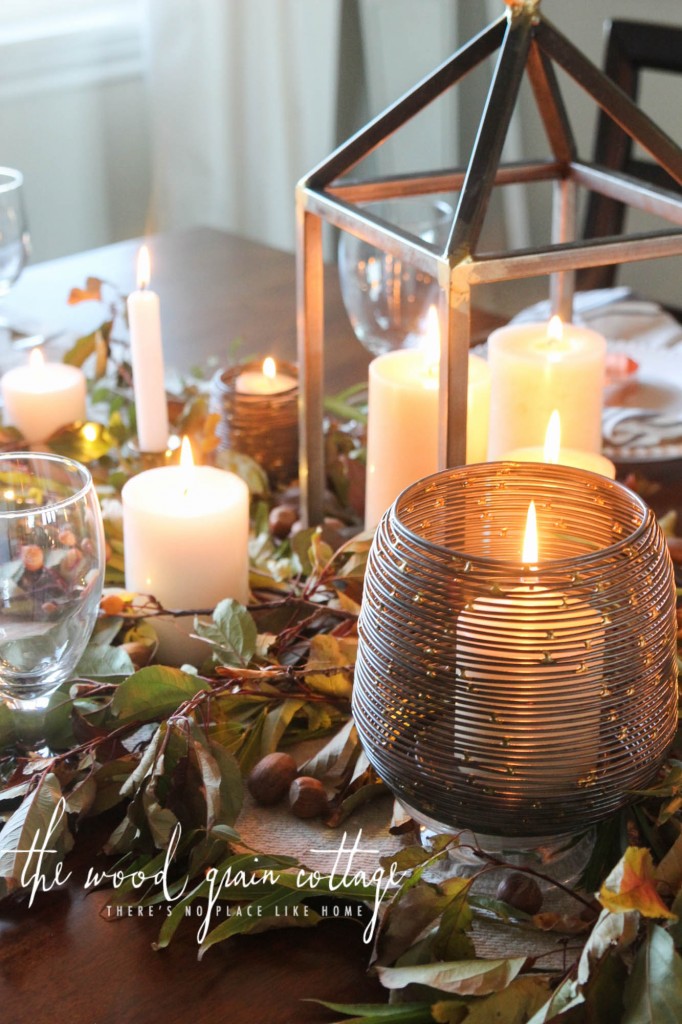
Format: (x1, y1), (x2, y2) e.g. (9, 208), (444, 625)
(295, 0), (682, 525)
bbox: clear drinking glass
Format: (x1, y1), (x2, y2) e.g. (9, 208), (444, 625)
(338, 196), (454, 356)
(0, 168), (30, 318)
(0, 453), (105, 751)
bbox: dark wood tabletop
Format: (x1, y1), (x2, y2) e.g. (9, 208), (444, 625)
(1, 227), (681, 1024)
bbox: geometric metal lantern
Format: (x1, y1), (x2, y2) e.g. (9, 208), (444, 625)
(296, 0), (682, 525)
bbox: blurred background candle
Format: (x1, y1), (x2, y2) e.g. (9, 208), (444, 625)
(235, 356), (296, 394)
(121, 437), (249, 609)
(1, 348), (86, 442)
(501, 409), (616, 479)
(487, 316), (606, 459)
(364, 307), (491, 529)
(127, 244), (169, 453)
(455, 500), (603, 791)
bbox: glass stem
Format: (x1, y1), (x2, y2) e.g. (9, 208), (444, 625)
(6, 695), (50, 753)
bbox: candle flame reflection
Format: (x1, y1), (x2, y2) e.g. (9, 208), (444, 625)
(137, 245), (151, 290)
(263, 356), (276, 380)
(522, 500), (538, 564)
(423, 306), (440, 379)
(543, 410), (561, 463)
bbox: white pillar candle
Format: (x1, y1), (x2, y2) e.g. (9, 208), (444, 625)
(455, 502), (603, 793)
(487, 316), (606, 459)
(1, 348), (86, 442)
(364, 316), (491, 530)
(127, 245), (169, 453)
(500, 410), (616, 479)
(235, 357), (297, 395)
(121, 439), (249, 609)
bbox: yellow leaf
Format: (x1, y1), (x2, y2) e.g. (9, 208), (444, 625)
(599, 846), (677, 920)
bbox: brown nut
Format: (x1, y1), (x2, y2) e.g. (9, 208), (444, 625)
(247, 752), (298, 806)
(288, 776), (328, 819)
(268, 504), (298, 540)
(60, 548), (84, 580)
(495, 873), (543, 915)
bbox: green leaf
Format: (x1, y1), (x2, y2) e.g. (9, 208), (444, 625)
(299, 718), (360, 783)
(261, 699), (306, 755)
(76, 643), (135, 679)
(111, 666), (209, 724)
(377, 958), (526, 997)
(194, 599), (257, 667)
(433, 977), (551, 1024)
(622, 924), (682, 1023)
(577, 908), (639, 985)
(208, 740), (243, 827)
(655, 832), (682, 890)
(311, 1002), (433, 1023)
(215, 449), (269, 495)
(0, 774), (72, 896)
(63, 322), (112, 367)
(0, 701), (16, 749)
(432, 878), (474, 961)
(198, 886), (311, 958)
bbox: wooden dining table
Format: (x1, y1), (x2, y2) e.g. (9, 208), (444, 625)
(0, 226), (680, 1024)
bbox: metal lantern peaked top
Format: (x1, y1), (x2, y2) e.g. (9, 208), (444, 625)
(295, 0), (682, 525)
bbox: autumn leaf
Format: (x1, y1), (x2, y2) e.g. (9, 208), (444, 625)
(67, 276), (103, 304)
(599, 846), (677, 920)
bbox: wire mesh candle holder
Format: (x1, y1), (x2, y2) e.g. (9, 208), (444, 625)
(353, 462), (679, 880)
(209, 360), (299, 488)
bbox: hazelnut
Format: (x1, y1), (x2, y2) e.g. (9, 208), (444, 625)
(268, 504), (298, 540)
(495, 873), (543, 915)
(120, 641), (154, 669)
(101, 593), (126, 616)
(60, 548), (84, 581)
(247, 752), (298, 806)
(288, 776), (328, 819)
(21, 545), (44, 573)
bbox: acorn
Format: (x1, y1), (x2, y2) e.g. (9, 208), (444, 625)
(268, 504), (298, 539)
(495, 873), (543, 915)
(288, 776), (328, 819)
(247, 752), (298, 806)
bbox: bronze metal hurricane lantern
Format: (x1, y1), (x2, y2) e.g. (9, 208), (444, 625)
(353, 463), (678, 848)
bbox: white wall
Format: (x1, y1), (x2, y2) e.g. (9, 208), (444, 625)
(2, 79), (151, 264)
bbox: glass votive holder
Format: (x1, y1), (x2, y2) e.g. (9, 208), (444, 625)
(353, 463), (678, 867)
(209, 360), (298, 488)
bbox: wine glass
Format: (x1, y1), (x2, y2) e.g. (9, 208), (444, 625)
(338, 196), (454, 356)
(0, 168), (30, 332)
(0, 453), (105, 752)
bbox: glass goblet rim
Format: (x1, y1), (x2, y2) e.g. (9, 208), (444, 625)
(0, 168), (24, 194)
(0, 451), (94, 520)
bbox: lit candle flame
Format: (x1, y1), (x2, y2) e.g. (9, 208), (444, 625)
(180, 435), (195, 497)
(547, 315), (563, 343)
(180, 435), (195, 470)
(543, 410), (561, 464)
(423, 306), (440, 376)
(82, 423), (98, 443)
(136, 245), (151, 290)
(263, 356), (276, 380)
(522, 500), (538, 564)
(29, 348), (45, 371)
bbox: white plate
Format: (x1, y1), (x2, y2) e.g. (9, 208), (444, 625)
(602, 349), (682, 462)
